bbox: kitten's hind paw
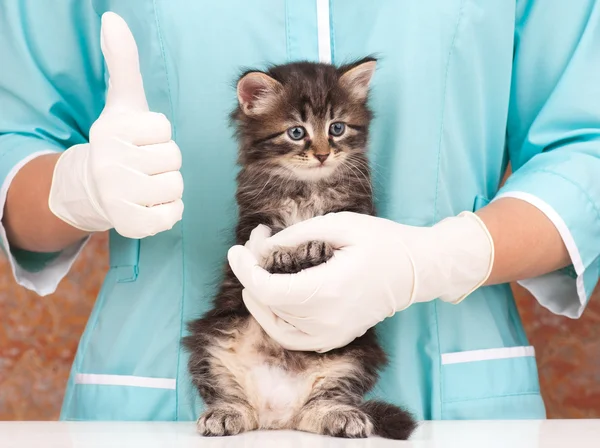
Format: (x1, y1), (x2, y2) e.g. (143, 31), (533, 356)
(296, 405), (373, 439)
(197, 407), (256, 437)
(322, 407), (373, 438)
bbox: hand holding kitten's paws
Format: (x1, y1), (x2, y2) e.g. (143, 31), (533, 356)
(263, 240), (334, 274)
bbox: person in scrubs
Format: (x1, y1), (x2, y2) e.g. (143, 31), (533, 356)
(1, 1), (598, 422)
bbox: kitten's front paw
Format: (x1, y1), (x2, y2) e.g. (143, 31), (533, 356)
(197, 407), (253, 437)
(321, 407), (373, 439)
(263, 241), (334, 274)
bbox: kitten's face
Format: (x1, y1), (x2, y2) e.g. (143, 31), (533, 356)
(232, 58), (376, 182)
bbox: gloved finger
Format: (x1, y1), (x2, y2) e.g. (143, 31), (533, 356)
(227, 245), (325, 305)
(264, 212), (359, 251)
(100, 12), (149, 113)
(243, 290), (329, 352)
(94, 112), (172, 146)
(126, 171), (184, 207)
(133, 199), (184, 234)
(132, 141), (182, 175)
(113, 198), (184, 238)
(244, 224), (272, 258)
(265, 309), (362, 353)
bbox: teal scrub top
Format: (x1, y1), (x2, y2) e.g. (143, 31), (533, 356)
(1, 0), (599, 422)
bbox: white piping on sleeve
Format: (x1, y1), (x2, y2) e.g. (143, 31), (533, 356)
(442, 346), (535, 365)
(493, 191), (586, 307)
(75, 373), (176, 390)
(316, 0), (332, 63)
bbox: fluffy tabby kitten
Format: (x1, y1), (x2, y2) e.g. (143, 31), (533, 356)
(183, 57), (416, 440)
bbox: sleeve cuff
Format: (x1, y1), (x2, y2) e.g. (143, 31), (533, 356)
(493, 190), (598, 319)
(0, 150), (88, 296)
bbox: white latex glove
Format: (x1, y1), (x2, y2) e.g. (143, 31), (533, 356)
(48, 12), (183, 239)
(228, 211), (494, 353)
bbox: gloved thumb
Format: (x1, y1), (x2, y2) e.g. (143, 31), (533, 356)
(100, 12), (149, 114)
(227, 245), (286, 301)
(228, 244), (298, 301)
(244, 224), (272, 259)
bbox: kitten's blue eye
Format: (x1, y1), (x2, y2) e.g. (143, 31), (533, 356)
(287, 126), (306, 141)
(329, 122), (346, 137)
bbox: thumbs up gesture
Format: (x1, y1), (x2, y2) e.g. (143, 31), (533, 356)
(48, 12), (183, 239)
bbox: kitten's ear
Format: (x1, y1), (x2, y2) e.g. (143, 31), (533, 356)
(237, 72), (281, 115)
(339, 58), (377, 101)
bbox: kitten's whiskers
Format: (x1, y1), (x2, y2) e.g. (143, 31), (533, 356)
(341, 159), (372, 196)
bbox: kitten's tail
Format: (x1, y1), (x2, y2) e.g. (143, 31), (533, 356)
(360, 400), (418, 440)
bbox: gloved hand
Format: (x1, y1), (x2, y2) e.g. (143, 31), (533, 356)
(228, 211), (494, 353)
(48, 12), (183, 239)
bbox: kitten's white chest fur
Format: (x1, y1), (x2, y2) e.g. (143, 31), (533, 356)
(248, 364), (310, 425)
(277, 191), (336, 228)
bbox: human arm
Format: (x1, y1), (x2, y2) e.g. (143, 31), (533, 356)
(224, 193), (575, 353)
(477, 197), (570, 286)
(490, 0), (600, 317)
(0, 0), (105, 295)
(3, 154), (89, 253)
(0, 5), (182, 295)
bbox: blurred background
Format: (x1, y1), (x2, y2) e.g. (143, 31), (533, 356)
(1, 231), (599, 420)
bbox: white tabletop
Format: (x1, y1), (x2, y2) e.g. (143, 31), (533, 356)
(1, 420), (599, 448)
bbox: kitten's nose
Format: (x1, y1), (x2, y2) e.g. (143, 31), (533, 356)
(315, 153), (329, 164)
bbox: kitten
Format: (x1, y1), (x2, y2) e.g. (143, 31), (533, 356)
(183, 57), (417, 440)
